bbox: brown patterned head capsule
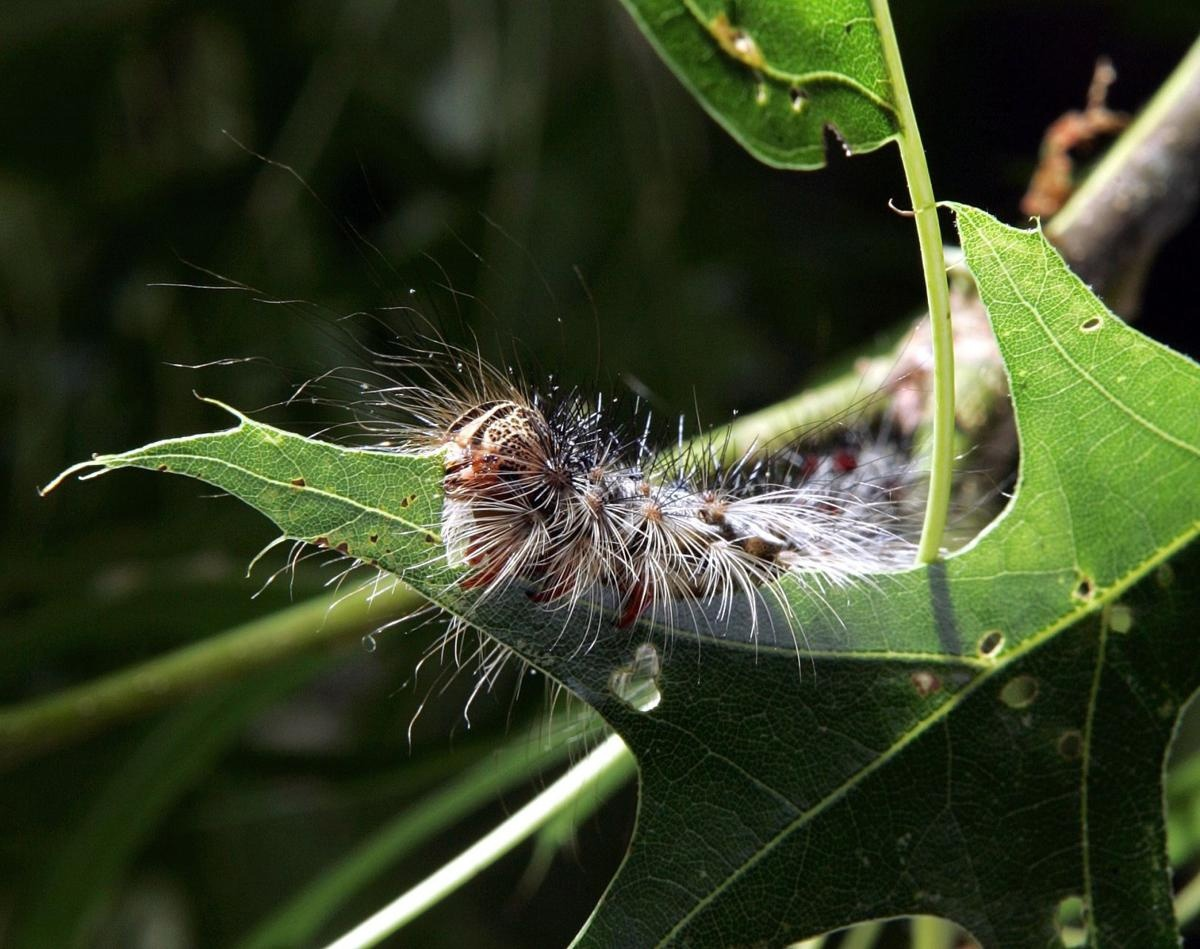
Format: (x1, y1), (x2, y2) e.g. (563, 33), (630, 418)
(446, 402), (550, 466)
(443, 401), (558, 501)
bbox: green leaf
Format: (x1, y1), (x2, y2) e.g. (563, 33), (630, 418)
(43, 401), (448, 586)
(615, 0), (899, 168)
(44, 207), (1200, 946)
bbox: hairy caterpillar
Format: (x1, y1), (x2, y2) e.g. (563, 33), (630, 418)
(330, 339), (925, 659)
(144, 204), (949, 707)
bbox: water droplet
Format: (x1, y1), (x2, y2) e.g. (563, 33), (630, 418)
(999, 674), (1038, 709)
(1108, 603), (1134, 633)
(361, 633), (378, 653)
(609, 643), (662, 712)
(1055, 896), (1088, 947)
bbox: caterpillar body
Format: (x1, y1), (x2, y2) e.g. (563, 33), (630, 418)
(360, 348), (922, 647)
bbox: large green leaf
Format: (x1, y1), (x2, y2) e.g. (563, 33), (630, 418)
(46, 207), (1200, 945)
(615, 0), (899, 168)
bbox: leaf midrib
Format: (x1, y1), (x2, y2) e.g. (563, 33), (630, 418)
(98, 423), (442, 542)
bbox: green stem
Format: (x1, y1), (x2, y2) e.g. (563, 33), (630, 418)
(909, 915), (958, 949)
(1176, 869), (1200, 930)
(871, 0), (955, 564)
(0, 584), (422, 763)
(239, 715), (602, 949)
(839, 919), (884, 949)
(321, 733), (636, 949)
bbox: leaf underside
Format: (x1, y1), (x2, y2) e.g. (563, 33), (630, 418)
(50, 208), (1200, 946)
(616, 0), (900, 169)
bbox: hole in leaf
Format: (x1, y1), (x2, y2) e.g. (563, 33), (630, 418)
(1073, 574), (1095, 602)
(789, 86), (809, 113)
(1080, 316), (1102, 332)
(1057, 730), (1082, 760)
(1055, 895), (1088, 947)
(977, 629), (1005, 658)
(1000, 674), (1039, 709)
(1108, 603), (1134, 634)
(609, 643), (662, 712)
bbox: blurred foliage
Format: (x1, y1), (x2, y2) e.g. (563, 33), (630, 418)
(1, 1), (1198, 947)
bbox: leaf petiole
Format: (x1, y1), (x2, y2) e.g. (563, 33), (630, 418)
(870, 0), (956, 564)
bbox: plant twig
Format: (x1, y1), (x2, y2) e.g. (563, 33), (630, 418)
(239, 715), (600, 949)
(1048, 35), (1200, 317)
(320, 732), (636, 949)
(0, 584), (421, 765)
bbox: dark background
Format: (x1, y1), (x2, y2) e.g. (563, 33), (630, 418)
(3, 2), (1198, 947)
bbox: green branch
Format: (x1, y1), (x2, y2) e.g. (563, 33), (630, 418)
(321, 732), (636, 949)
(0, 583), (422, 764)
(871, 0), (955, 564)
(239, 715), (603, 949)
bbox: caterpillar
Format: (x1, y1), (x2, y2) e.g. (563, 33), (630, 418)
(337, 341), (924, 654)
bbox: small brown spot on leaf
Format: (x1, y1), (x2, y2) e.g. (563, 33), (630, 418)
(369, 533), (379, 544)
(314, 536), (329, 548)
(291, 477), (306, 487)
(336, 542), (349, 554)
(910, 670), (941, 697)
(425, 533), (437, 545)
(707, 12), (764, 69)
(1057, 730), (1082, 760)
(157, 464), (168, 472)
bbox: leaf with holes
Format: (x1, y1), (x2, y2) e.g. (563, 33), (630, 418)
(43, 207), (1200, 946)
(615, 0), (899, 168)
